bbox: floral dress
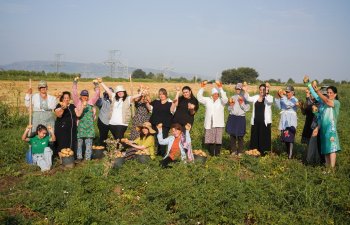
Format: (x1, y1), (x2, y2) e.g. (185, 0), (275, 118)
(320, 100), (341, 154)
(130, 102), (150, 140)
(77, 104), (95, 139)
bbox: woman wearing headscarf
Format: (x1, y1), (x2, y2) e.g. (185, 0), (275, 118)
(24, 80), (57, 133)
(243, 83), (274, 155)
(197, 81), (228, 156)
(275, 85), (299, 159)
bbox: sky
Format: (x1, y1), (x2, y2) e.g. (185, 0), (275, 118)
(0, 0), (349, 81)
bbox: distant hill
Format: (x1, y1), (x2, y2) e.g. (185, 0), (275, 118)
(0, 61), (196, 79)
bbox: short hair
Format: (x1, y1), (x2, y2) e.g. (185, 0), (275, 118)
(158, 88), (168, 97)
(36, 124), (47, 134)
(171, 123), (183, 131)
(60, 91), (71, 102)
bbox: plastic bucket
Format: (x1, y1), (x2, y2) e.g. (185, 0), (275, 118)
(136, 155), (151, 164)
(194, 155), (207, 164)
(113, 157), (125, 168)
(62, 156), (75, 168)
(92, 149), (105, 159)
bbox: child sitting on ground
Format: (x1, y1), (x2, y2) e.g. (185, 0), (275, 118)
(157, 123), (193, 168)
(22, 124), (56, 172)
(121, 122), (156, 160)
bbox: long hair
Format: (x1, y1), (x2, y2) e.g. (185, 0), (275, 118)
(115, 91), (128, 101)
(158, 88), (168, 98)
(59, 91), (71, 102)
(139, 128), (152, 140)
(327, 86), (339, 100)
(179, 86), (199, 111)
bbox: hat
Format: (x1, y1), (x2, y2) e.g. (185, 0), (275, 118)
(137, 122), (156, 134)
(115, 85), (126, 93)
(211, 88), (219, 95)
(235, 83), (243, 90)
(38, 80), (47, 88)
(286, 86), (294, 92)
(80, 90), (89, 96)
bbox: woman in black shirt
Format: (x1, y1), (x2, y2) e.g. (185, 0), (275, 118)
(171, 86), (199, 128)
(54, 91), (78, 158)
(146, 88), (174, 156)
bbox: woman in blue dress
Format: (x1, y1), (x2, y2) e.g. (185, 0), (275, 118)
(308, 82), (341, 168)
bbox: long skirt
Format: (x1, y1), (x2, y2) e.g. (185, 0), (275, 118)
(226, 115), (246, 137)
(250, 121), (271, 154)
(204, 127), (224, 144)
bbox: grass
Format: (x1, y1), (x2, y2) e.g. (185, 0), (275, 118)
(0, 83), (349, 224)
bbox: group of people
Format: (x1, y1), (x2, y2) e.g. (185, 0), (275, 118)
(22, 76), (341, 171)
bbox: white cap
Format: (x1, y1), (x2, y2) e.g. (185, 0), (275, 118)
(211, 88), (219, 95)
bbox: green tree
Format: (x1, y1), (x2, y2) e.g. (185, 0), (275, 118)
(132, 69), (147, 79)
(321, 78), (336, 85)
(287, 78), (295, 84)
(155, 73), (165, 81)
(146, 72), (155, 79)
(221, 67), (259, 84)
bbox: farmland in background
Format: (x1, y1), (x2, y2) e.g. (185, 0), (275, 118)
(0, 80), (349, 224)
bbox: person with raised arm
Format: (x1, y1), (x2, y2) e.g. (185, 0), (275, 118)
(197, 80), (228, 156)
(243, 82), (274, 155)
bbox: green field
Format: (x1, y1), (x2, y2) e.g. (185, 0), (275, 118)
(0, 84), (349, 224)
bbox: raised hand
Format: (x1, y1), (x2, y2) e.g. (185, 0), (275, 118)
(215, 80), (223, 88)
(47, 125), (53, 133)
(229, 97), (235, 105)
(303, 75), (310, 84)
(201, 80), (208, 88)
(185, 123), (191, 131)
(74, 76), (80, 82)
(97, 77), (103, 83)
(156, 123), (163, 130)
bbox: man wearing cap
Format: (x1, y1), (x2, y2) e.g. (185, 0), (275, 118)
(197, 80), (228, 156)
(25, 80), (57, 133)
(275, 85), (299, 159)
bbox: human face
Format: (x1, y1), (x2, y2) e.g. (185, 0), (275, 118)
(286, 91), (294, 99)
(259, 86), (266, 97)
(327, 88), (336, 100)
(81, 96), (89, 102)
(142, 127), (149, 135)
(62, 94), (71, 104)
(117, 91), (125, 98)
(235, 89), (241, 95)
(172, 128), (182, 138)
(212, 93), (219, 101)
(38, 87), (47, 95)
(37, 129), (47, 139)
(182, 89), (191, 99)
(159, 91), (167, 101)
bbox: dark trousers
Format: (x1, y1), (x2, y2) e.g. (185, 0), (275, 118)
(161, 156), (176, 168)
(230, 135), (244, 154)
(109, 125), (128, 140)
(98, 118), (110, 147)
(154, 126), (170, 157)
(207, 144), (221, 156)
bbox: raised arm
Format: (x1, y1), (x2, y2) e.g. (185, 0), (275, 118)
(22, 125), (32, 142)
(72, 78), (80, 106)
(88, 80), (101, 105)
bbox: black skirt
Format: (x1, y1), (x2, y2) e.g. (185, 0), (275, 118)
(250, 121), (271, 154)
(226, 115), (246, 137)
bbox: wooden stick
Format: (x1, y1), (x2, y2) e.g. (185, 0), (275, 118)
(28, 78), (32, 137)
(129, 73), (135, 117)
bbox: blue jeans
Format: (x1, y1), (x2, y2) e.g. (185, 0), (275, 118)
(77, 138), (93, 160)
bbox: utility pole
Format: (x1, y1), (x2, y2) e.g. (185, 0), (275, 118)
(53, 53), (63, 74)
(104, 50), (120, 78)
